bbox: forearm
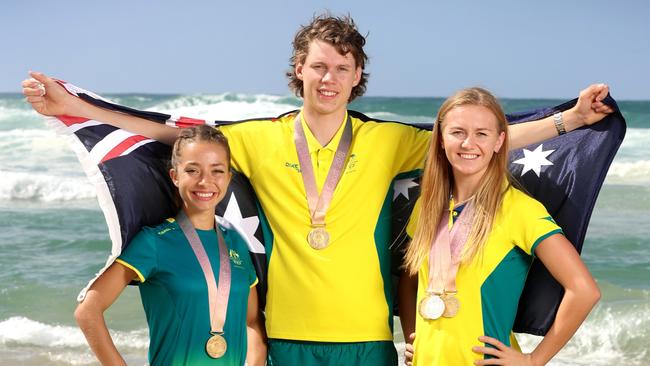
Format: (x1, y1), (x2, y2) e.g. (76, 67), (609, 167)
(70, 97), (180, 145)
(398, 272), (418, 339)
(246, 318), (268, 366)
(508, 110), (582, 150)
(529, 286), (600, 365)
(75, 308), (126, 366)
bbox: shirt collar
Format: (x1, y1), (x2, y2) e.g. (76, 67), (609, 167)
(299, 111), (349, 154)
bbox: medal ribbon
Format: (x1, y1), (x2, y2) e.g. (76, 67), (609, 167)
(427, 198), (474, 295)
(177, 211), (231, 334)
(294, 112), (352, 228)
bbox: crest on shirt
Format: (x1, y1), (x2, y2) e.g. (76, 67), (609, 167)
(345, 153), (358, 173)
(229, 249), (243, 267)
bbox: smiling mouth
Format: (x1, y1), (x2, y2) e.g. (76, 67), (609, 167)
(318, 89), (337, 97)
(193, 191), (215, 200)
(459, 153), (479, 160)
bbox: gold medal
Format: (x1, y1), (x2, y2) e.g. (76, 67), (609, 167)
(206, 334), (227, 358)
(442, 293), (460, 318)
(418, 294), (445, 320)
(307, 227), (330, 249)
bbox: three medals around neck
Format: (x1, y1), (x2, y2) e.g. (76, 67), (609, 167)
(294, 113), (352, 250)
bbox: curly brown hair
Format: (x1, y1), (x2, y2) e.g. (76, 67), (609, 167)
(286, 13), (369, 102)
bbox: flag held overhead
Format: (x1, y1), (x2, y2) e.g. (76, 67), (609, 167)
(48, 81), (625, 334)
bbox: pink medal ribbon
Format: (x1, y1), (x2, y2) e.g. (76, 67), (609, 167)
(419, 198), (474, 320)
(177, 211), (231, 358)
(294, 112), (352, 249)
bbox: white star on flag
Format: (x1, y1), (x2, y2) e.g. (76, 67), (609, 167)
(513, 144), (555, 177)
(393, 178), (419, 201)
(223, 193), (265, 254)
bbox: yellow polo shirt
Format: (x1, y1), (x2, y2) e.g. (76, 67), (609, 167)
(407, 186), (562, 365)
(221, 110), (430, 341)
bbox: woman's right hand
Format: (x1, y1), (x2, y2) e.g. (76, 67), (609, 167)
(22, 71), (79, 116)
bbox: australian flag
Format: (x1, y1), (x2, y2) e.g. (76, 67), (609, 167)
(49, 81), (625, 335)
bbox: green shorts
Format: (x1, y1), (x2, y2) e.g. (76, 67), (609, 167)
(267, 339), (397, 366)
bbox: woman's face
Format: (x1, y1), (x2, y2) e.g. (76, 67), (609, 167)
(440, 104), (505, 183)
(170, 141), (231, 216)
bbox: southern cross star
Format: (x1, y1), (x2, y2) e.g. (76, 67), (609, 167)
(223, 192), (265, 254)
(513, 144), (555, 177)
(393, 178), (419, 201)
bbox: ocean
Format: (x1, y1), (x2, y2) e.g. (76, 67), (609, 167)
(1, 92), (648, 365)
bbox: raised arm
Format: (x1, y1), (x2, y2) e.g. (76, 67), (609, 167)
(474, 234), (600, 365)
(508, 84), (612, 150)
(245, 286), (268, 366)
(22, 71), (180, 145)
(74, 262), (139, 365)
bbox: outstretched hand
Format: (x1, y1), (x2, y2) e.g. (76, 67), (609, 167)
(472, 336), (537, 366)
(22, 71), (78, 117)
(572, 83), (614, 127)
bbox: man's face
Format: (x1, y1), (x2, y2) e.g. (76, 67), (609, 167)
(296, 39), (362, 118)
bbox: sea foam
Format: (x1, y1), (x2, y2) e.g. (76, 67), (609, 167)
(517, 302), (649, 365)
(0, 316), (148, 349)
(149, 93), (300, 121)
(606, 160), (650, 184)
(0, 106), (41, 126)
(602, 128), (650, 184)
(0, 317), (148, 365)
(0, 127), (96, 202)
(0, 171), (95, 202)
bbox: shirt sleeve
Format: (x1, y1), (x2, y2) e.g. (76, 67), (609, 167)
(226, 226), (259, 288)
(391, 124), (431, 174)
(508, 191), (564, 256)
(116, 227), (158, 282)
(220, 120), (276, 178)
(241, 241), (258, 288)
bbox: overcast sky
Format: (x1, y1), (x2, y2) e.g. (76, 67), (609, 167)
(2, 0), (648, 99)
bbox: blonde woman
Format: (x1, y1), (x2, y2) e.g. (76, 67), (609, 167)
(403, 88), (600, 365)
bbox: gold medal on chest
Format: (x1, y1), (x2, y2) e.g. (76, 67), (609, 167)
(442, 293), (460, 318)
(307, 227), (330, 249)
(418, 294), (445, 320)
(206, 334), (227, 359)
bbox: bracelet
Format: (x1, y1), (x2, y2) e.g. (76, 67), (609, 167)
(553, 112), (566, 135)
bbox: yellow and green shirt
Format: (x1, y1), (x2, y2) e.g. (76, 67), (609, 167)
(220, 111), (430, 342)
(408, 186), (562, 365)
